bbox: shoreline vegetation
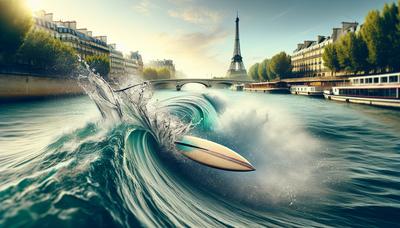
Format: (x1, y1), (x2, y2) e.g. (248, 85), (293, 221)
(0, 1), (175, 82)
(0, 1), (110, 79)
(323, 1), (400, 75)
(249, 1), (400, 82)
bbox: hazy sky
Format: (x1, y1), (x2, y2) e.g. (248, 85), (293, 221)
(26, 0), (395, 78)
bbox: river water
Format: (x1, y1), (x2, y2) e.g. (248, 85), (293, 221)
(1, 83), (400, 227)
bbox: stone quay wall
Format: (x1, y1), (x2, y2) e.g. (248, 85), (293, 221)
(0, 73), (84, 99)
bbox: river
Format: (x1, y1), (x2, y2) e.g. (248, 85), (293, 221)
(1, 82), (399, 227)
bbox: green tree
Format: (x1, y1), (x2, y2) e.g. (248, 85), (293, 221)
(248, 63), (259, 81)
(336, 33), (368, 74)
(157, 67), (171, 79)
(269, 52), (292, 79)
(360, 10), (386, 72)
(381, 2), (400, 71)
(0, 0), (32, 61)
(322, 43), (341, 74)
(85, 54), (110, 78)
(266, 62), (277, 80)
(18, 30), (78, 75)
(257, 59), (269, 81)
(143, 67), (158, 80)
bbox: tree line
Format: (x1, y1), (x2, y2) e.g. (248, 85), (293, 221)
(0, 0), (110, 78)
(143, 67), (175, 80)
(323, 1), (400, 75)
(248, 52), (292, 81)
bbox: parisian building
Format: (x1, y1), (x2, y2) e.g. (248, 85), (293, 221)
(33, 10), (145, 81)
(33, 10), (109, 59)
(130, 51), (144, 74)
(292, 22), (358, 77)
(108, 44), (125, 80)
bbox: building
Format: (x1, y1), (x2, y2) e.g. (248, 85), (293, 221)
(108, 44), (125, 80)
(148, 59), (175, 78)
(33, 10), (146, 81)
(33, 11), (109, 59)
(124, 57), (137, 77)
(292, 22), (358, 77)
(32, 10), (58, 38)
(130, 51), (143, 74)
(226, 13), (247, 79)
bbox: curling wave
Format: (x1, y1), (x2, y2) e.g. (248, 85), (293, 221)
(2, 68), (400, 227)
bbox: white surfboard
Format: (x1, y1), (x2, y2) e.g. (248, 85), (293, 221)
(175, 135), (255, 172)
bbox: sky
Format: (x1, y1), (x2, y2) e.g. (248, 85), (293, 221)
(25, 0), (396, 78)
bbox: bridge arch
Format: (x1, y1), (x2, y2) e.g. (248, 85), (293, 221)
(149, 79), (254, 91)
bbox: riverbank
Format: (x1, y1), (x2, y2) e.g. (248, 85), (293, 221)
(0, 73), (84, 100)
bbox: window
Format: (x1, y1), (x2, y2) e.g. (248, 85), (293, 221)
(374, 78), (379, 83)
(381, 77), (388, 83)
(389, 76), (398, 83)
(360, 79), (364, 84)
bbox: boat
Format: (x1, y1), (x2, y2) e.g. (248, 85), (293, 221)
(175, 135), (255, 172)
(244, 81), (289, 94)
(290, 85), (324, 97)
(324, 73), (400, 108)
(231, 84), (244, 91)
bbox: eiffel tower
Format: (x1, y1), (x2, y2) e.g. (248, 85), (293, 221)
(226, 12), (247, 79)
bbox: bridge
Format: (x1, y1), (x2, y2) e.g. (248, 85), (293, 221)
(148, 78), (254, 91)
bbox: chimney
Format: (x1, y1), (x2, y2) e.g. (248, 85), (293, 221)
(342, 21), (359, 34)
(44, 13), (53, 22)
(77, 28), (88, 35)
(297, 43), (303, 50)
(304, 40), (314, 47)
(68, 21), (77, 29)
(317, 35), (325, 43)
(109, 43), (116, 49)
(94, 36), (107, 43)
(331, 28), (341, 42)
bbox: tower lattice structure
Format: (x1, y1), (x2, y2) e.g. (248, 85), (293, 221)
(226, 13), (247, 79)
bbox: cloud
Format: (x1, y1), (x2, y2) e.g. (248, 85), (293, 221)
(167, 0), (193, 4)
(168, 7), (222, 25)
(133, 0), (153, 15)
(150, 27), (230, 77)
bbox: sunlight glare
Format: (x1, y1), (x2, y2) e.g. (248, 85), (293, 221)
(25, 0), (41, 11)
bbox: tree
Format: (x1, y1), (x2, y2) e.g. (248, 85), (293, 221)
(248, 63), (259, 81)
(143, 67), (158, 80)
(85, 54), (110, 78)
(322, 43), (341, 74)
(360, 10), (386, 72)
(18, 30), (78, 75)
(157, 67), (171, 79)
(266, 62), (277, 80)
(257, 59), (269, 81)
(336, 33), (368, 74)
(0, 0), (32, 61)
(381, 2), (400, 71)
(269, 52), (292, 79)
(350, 34), (369, 73)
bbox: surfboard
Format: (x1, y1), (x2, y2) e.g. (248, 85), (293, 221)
(175, 135), (255, 172)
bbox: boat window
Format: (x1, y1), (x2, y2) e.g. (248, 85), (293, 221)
(389, 76), (398, 83)
(374, 78), (379, 83)
(381, 77), (388, 83)
(360, 79), (364, 84)
(368, 78), (373, 84)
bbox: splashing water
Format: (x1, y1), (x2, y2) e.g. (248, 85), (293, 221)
(1, 63), (400, 227)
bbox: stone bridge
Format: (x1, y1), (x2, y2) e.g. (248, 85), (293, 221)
(149, 78), (254, 91)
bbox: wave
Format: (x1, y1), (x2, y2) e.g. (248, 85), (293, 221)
(0, 69), (332, 227)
